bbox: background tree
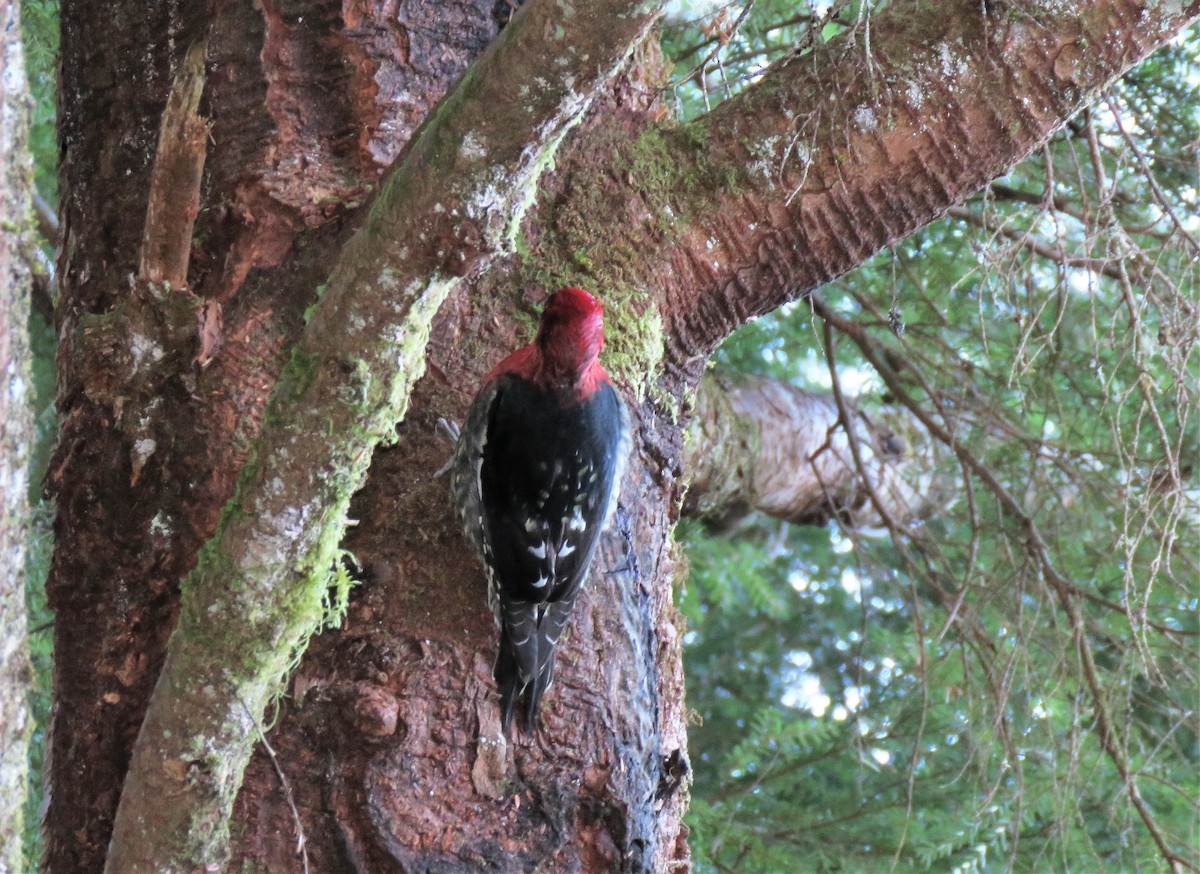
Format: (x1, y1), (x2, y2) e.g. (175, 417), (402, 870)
(1, 2), (37, 869)
(10, 0), (1196, 871)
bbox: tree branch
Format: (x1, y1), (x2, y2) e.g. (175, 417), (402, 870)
(682, 372), (946, 528)
(946, 204), (1126, 280)
(613, 0), (1200, 366)
(812, 295), (1199, 873)
(105, 2), (665, 869)
(0, 6), (35, 870)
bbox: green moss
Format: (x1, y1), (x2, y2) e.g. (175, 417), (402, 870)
(604, 295), (664, 403)
(302, 282), (329, 324)
(617, 122), (746, 229)
(267, 345), (323, 420)
(512, 229), (532, 260)
(499, 117), (750, 405)
(621, 126), (682, 205)
(678, 118), (708, 151)
(571, 248), (594, 271)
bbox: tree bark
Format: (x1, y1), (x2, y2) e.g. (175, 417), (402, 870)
(683, 373), (949, 529)
(534, 0), (1200, 375)
(102, 3), (665, 871)
(0, 5), (35, 870)
(44, 1), (1199, 872)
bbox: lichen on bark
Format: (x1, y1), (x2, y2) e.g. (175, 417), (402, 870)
(0, 3), (35, 869)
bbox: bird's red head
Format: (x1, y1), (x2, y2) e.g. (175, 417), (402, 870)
(535, 287), (606, 386)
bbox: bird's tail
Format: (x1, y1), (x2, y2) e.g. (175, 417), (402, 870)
(495, 601), (539, 734)
(495, 599), (576, 734)
(523, 599), (574, 731)
(493, 634), (522, 735)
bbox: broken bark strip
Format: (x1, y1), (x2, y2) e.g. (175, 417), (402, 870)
(104, 2), (664, 871)
(138, 38), (211, 288)
(46, 4), (213, 867)
(683, 373), (945, 529)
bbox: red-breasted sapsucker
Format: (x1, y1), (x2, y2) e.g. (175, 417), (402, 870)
(451, 287), (631, 734)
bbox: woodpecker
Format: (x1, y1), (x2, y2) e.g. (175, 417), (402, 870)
(451, 287), (631, 734)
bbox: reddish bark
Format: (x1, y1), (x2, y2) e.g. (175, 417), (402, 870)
(48, 1), (501, 869)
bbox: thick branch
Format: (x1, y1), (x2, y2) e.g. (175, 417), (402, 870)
(683, 373), (946, 528)
(105, 3), (664, 870)
(627, 0), (1199, 365)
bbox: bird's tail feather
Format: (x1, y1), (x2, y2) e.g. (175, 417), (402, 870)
(495, 601), (540, 734)
(524, 599), (574, 731)
(495, 598), (579, 734)
(493, 634), (522, 735)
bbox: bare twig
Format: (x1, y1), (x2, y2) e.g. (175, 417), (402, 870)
(947, 206), (1125, 281)
(239, 697), (310, 874)
(1104, 94), (1200, 259)
(813, 297), (1198, 873)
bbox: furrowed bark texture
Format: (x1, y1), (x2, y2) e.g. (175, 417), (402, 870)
(47, 0), (510, 869)
(222, 4), (1195, 870)
(0, 5), (35, 870)
(43, 0), (1198, 872)
(104, 1), (665, 871)
(48, 3), (217, 868)
(224, 37), (692, 874)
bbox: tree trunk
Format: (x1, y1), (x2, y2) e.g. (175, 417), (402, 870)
(43, 1), (1198, 871)
(0, 5), (36, 869)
